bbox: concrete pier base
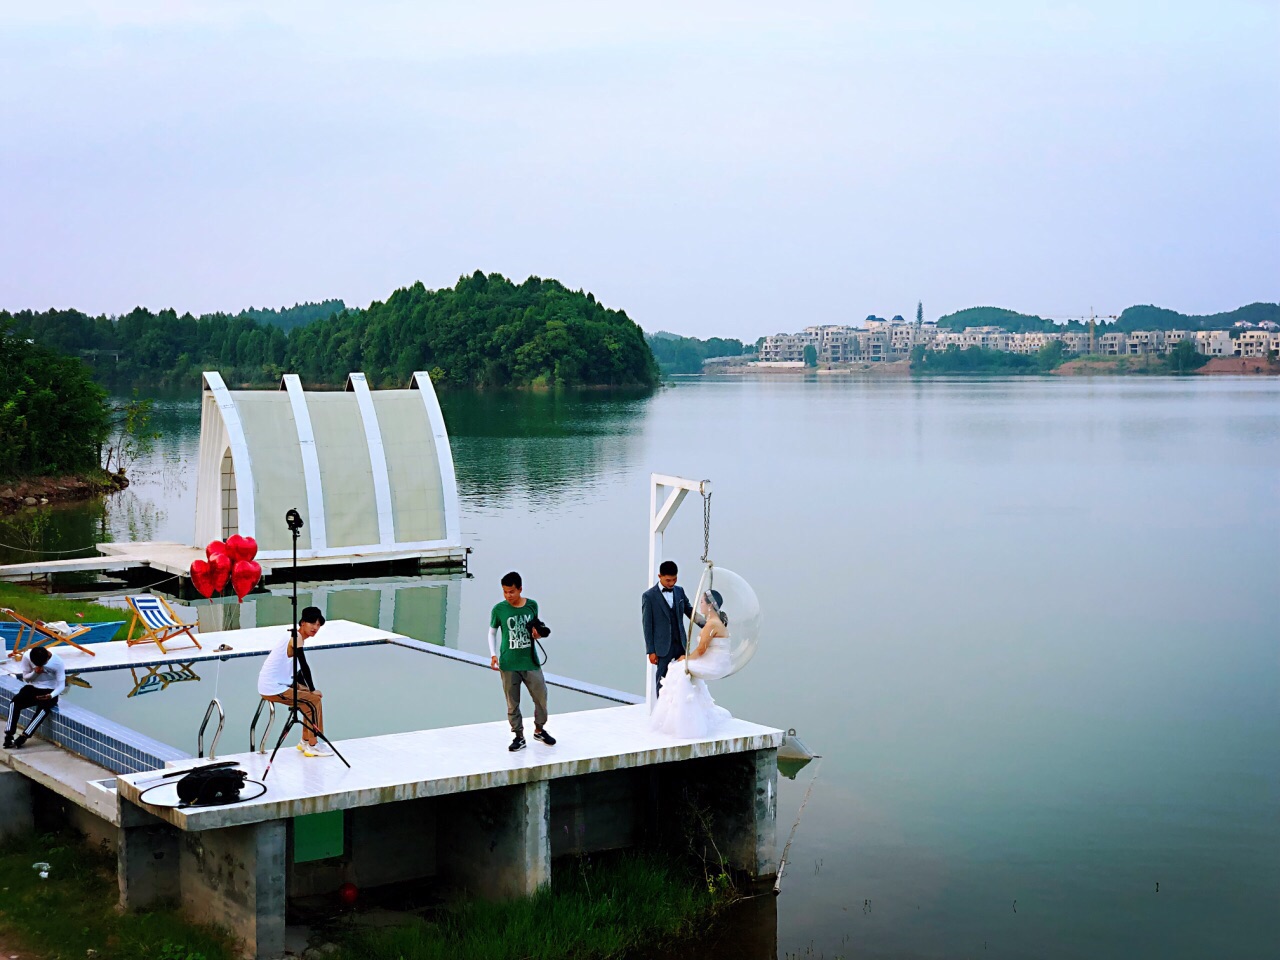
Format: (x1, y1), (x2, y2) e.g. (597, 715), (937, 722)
(439, 780), (550, 900)
(650, 747), (779, 885)
(118, 799), (180, 909)
(0, 768), (33, 842)
(120, 797), (286, 960)
(181, 821), (287, 959)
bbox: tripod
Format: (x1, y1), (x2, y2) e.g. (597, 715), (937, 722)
(264, 508), (349, 778)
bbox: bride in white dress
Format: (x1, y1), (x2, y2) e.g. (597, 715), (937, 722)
(650, 589), (733, 738)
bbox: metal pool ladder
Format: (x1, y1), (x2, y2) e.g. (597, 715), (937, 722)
(250, 698), (276, 754)
(197, 697), (224, 760)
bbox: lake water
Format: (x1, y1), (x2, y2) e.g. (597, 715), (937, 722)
(7, 375), (1280, 958)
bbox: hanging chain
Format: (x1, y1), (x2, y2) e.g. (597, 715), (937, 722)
(700, 483), (712, 563)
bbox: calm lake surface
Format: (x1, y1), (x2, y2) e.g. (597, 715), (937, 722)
(10, 375), (1280, 958)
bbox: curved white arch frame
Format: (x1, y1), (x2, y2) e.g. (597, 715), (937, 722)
(347, 373), (396, 547)
(281, 374), (328, 551)
(203, 372), (257, 539)
(412, 371), (461, 545)
(196, 370), (462, 562)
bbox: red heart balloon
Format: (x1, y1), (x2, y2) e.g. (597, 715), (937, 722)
(206, 540), (227, 560)
(224, 535), (248, 562)
(230, 559), (262, 603)
(210, 551), (233, 592)
(225, 535), (259, 563)
(190, 559), (216, 599)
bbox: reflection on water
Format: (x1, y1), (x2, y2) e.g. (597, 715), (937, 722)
(440, 389), (650, 506)
(189, 578), (461, 648)
(126, 662), (202, 698)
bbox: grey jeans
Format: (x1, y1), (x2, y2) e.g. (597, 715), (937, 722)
(502, 668), (548, 736)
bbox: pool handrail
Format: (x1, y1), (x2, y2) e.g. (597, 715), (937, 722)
(197, 697), (225, 760)
(250, 698), (276, 754)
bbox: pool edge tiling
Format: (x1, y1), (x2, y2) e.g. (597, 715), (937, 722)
(0, 675), (189, 774)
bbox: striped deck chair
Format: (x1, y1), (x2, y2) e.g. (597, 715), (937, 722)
(1, 607), (96, 659)
(125, 595), (201, 654)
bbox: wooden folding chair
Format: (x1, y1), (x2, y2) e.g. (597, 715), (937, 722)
(1, 607), (96, 659)
(125, 595), (201, 654)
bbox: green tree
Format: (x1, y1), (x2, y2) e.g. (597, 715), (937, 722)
(1167, 339), (1208, 374)
(803, 344), (818, 367)
(0, 331), (108, 479)
(1036, 340), (1066, 371)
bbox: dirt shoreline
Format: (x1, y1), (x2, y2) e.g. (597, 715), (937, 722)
(1055, 356), (1280, 376)
(0, 472), (128, 515)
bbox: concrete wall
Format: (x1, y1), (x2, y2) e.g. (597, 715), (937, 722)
(0, 768), (33, 842)
(549, 767), (641, 858)
(288, 796), (438, 898)
(647, 748), (779, 885)
(180, 821), (287, 959)
(438, 780), (550, 900)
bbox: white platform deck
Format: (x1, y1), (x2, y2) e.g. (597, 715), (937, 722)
(119, 704), (784, 832)
(94, 541), (466, 578)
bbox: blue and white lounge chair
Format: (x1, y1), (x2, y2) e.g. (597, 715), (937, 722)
(125, 595), (201, 654)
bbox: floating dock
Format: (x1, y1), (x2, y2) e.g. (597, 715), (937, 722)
(0, 622), (782, 959)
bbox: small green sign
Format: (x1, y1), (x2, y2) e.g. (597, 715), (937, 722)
(293, 810), (344, 863)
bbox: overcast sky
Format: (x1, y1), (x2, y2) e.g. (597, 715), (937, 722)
(1, 1), (1276, 339)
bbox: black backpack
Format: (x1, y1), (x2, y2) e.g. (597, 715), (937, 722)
(176, 765), (248, 807)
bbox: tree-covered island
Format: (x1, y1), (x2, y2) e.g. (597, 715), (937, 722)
(1, 273), (658, 497)
(3, 272), (659, 391)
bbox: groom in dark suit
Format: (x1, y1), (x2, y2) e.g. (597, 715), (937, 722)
(642, 560), (699, 697)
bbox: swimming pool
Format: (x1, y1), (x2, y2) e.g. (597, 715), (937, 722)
(64, 642), (612, 760)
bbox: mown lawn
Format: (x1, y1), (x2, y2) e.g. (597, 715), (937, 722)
(0, 583), (129, 641)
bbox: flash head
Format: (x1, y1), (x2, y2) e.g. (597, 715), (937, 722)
(285, 508), (304, 532)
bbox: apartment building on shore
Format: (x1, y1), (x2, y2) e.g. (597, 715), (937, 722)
(759, 321), (1277, 363)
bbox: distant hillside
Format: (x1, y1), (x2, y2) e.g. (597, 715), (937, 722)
(4, 273), (658, 389)
(645, 332), (745, 374)
(936, 307), (1061, 333)
(938, 302), (1280, 333)
(239, 299), (347, 331)
(1110, 303), (1280, 332)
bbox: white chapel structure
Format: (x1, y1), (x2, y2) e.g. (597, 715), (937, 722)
(193, 371), (463, 569)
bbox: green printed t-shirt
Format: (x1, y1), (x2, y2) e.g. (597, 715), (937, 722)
(491, 599), (539, 672)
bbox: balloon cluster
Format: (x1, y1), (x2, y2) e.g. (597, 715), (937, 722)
(190, 536), (262, 602)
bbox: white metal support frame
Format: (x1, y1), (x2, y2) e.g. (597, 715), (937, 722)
(645, 473), (710, 711)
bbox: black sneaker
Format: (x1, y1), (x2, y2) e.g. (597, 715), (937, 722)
(2, 737), (12, 750)
(533, 728), (556, 746)
(12, 735), (27, 750)
(508, 735), (526, 752)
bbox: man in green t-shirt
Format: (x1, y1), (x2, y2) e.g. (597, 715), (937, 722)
(488, 570), (556, 752)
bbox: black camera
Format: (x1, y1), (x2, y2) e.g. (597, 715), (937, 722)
(528, 617), (550, 639)
(285, 508), (304, 532)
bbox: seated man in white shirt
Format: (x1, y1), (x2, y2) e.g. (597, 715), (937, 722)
(257, 607), (331, 758)
(5, 646), (66, 749)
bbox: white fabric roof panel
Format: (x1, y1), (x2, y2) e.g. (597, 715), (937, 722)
(194, 371), (460, 563)
(230, 392), (312, 552)
(306, 393), (382, 550)
(373, 391), (447, 544)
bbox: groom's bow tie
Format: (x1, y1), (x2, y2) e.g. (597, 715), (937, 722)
(661, 587), (673, 593)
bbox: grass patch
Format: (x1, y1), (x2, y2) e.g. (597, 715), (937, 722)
(0, 582), (129, 641)
(331, 851), (728, 960)
(0, 829), (236, 960)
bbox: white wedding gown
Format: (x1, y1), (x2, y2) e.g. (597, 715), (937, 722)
(650, 633), (732, 739)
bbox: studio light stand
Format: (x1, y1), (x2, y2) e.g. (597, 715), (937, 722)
(264, 507), (349, 778)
